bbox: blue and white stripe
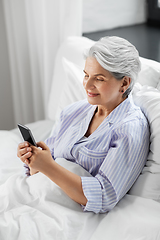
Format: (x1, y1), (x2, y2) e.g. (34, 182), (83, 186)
(45, 96), (150, 213)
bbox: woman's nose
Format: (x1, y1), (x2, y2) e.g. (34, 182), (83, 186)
(84, 77), (95, 90)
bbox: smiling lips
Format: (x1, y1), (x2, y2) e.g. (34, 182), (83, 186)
(87, 91), (99, 97)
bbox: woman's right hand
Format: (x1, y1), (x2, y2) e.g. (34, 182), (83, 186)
(17, 142), (39, 175)
(17, 141), (32, 164)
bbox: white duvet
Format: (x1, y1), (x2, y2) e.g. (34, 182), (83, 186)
(0, 131), (160, 240)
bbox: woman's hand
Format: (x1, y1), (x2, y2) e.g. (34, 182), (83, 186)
(28, 141), (53, 174)
(17, 141), (39, 175)
(17, 141), (32, 163)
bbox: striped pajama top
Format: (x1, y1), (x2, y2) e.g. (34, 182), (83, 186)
(45, 96), (149, 213)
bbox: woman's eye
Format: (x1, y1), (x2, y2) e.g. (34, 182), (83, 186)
(96, 78), (104, 82)
(84, 75), (89, 78)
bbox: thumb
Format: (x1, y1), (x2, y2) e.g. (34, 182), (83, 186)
(37, 141), (50, 151)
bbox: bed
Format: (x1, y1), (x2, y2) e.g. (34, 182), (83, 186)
(0, 36), (160, 240)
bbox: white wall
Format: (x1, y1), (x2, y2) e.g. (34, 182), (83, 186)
(82, 0), (147, 33)
(0, 0), (14, 130)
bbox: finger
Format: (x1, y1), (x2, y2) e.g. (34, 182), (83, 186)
(17, 146), (32, 158)
(22, 147), (32, 155)
(20, 151), (32, 163)
(18, 141), (30, 150)
(37, 141), (50, 151)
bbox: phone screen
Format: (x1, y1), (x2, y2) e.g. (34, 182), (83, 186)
(17, 124), (37, 147)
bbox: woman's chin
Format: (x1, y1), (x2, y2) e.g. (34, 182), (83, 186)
(87, 96), (99, 105)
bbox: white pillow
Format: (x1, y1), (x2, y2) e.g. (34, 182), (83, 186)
(138, 57), (160, 88)
(129, 83), (160, 201)
(157, 81), (160, 92)
(54, 57), (86, 121)
(138, 59), (160, 88)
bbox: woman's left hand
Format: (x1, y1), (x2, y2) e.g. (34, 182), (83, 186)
(28, 141), (53, 174)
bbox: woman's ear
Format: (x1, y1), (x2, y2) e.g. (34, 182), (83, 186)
(121, 76), (131, 93)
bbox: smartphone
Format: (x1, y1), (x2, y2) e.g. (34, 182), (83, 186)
(17, 123), (37, 147)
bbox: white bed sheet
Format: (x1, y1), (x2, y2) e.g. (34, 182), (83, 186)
(0, 126), (160, 239)
(91, 195), (160, 240)
(0, 130), (105, 240)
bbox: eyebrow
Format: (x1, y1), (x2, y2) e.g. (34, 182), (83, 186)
(83, 70), (106, 77)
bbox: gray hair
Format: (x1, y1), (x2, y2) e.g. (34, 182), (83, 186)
(84, 36), (141, 98)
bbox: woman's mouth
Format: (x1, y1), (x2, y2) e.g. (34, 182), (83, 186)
(87, 91), (99, 97)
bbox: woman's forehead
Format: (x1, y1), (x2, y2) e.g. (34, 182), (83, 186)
(84, 57), (111, 77)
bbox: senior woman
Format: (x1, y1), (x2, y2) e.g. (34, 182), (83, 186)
(17, 36), (150, 214)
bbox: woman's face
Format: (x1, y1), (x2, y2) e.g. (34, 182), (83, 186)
(83, 57), (125, 111)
